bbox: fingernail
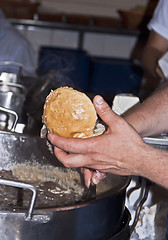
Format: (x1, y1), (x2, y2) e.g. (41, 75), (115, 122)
(92, 175), (100, 185)
(95, 96), (104, 106)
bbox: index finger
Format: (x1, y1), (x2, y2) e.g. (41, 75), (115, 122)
(48, 133), (95, 154)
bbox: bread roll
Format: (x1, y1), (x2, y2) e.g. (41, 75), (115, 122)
(43, 87), (97, 138)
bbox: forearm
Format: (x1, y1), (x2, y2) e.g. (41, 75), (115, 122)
(124, 83), (168, 137)
(142, 45), (163, 80)
(138, 144), (168, 189)
(142, 30), (168, 80)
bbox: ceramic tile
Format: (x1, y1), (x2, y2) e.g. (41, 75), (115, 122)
(83, 33), (105, 56)
(25, 26), (52, 53)
(51, 29), (79, 48)
(103, 34), (138, 59)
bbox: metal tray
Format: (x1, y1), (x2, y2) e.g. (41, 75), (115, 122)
(143, 134), (168, 149)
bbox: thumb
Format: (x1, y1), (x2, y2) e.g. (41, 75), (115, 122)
(93, 95), (119, 128)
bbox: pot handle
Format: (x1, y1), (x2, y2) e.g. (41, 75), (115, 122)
(0, 106), (18, 131)
(0, 178), (37, 221)
(127, 177), (152, 235)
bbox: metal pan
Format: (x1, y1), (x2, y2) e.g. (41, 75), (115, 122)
(0, 130), (130, 240)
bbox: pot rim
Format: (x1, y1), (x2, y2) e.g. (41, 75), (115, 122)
(0, 175), (129, 215)
(34, 176), (130, 212)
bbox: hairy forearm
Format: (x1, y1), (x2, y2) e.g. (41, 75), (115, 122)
(138, 144), (168, 189)
(124, 83), (168, 137)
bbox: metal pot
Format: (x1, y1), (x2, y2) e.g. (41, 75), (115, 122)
(0, 61), (22, 84)
(0, 82), (26, 94)
(108, 208), (131, 240)
(0, 106), (18, 132)
(0, 130), (130, 240)
(0, 178), (129, 240)
(0, 82), (27, 130)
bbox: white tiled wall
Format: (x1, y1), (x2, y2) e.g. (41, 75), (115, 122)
(83, 33), (106, 56)
(15, 24), (138, 64)
(83, 32), (137, 59)
(104, 34), (138, 58)
(15, 25), (80, 65)
(14, 0), (153, 64)
(14, 0), (156, 68)
(26, 26), (52, 50)
(50, 30), (79, 48)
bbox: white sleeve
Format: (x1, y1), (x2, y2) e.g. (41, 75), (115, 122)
(148, 0), (168, 40)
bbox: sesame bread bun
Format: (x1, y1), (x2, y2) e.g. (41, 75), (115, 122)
(43, 87), (97, 138)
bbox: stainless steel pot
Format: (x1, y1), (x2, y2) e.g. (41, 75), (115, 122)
(0, 178), (129, 240)
(0, 130), (130, 240)
(1, 131), (165, 240)
(0, 61), (22, 83)
(0, 82), (27, 129)
(0, 106), (18, 131)
(0, 82), (26, 94)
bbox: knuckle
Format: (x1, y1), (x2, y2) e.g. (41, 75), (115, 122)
(63, 161), (71, 168)
(101, 105), (110, 115)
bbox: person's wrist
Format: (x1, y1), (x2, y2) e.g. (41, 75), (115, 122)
(123, 113), (145, 136)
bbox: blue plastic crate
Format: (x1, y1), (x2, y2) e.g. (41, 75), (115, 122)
(89, 58), (142, 96)
(38, 47), (91, 92)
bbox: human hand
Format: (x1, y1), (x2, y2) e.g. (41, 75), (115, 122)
(81, 167), (106, 188)
(48, 95), (149, 185)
